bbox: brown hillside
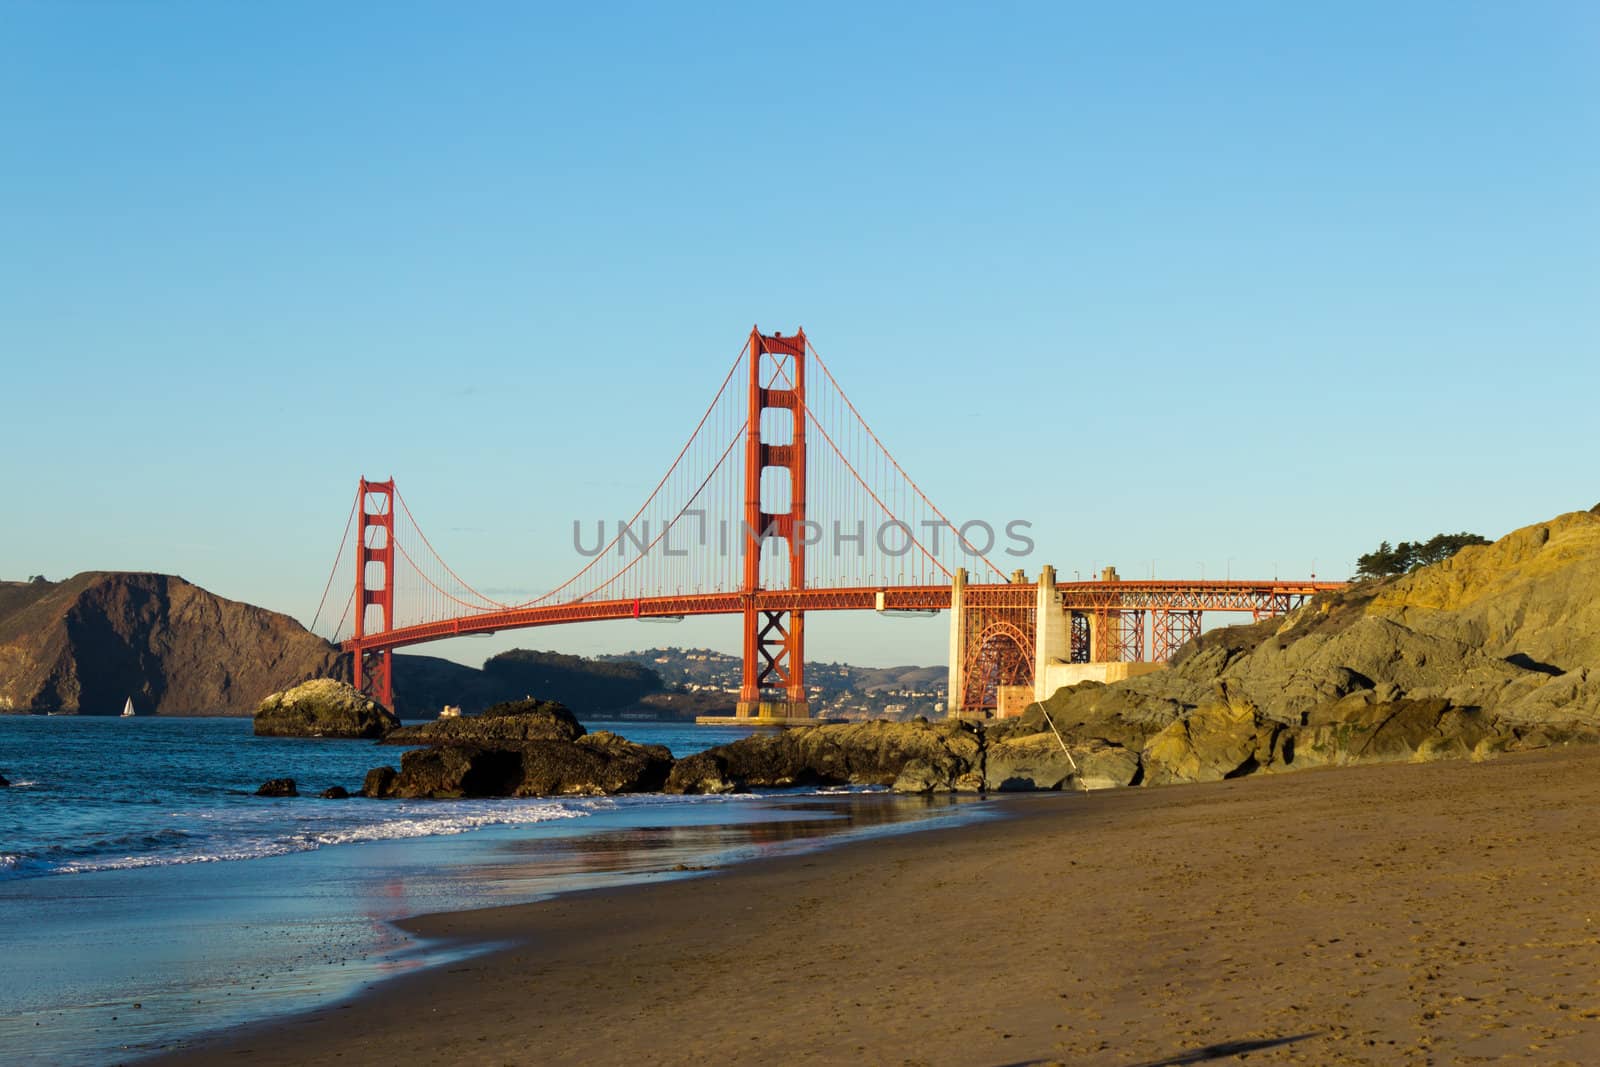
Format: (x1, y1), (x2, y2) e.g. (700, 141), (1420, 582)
(0, 573), (343, 715)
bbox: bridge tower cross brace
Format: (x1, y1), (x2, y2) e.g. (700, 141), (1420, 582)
(355, 477), (396, 710)
(737, 326), (810, 719)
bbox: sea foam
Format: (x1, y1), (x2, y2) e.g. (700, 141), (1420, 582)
(11, 799), (600, 878)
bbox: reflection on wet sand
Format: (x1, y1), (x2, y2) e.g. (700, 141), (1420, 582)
(475, 793), (986, 891)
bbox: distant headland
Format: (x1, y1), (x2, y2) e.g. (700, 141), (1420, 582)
(0, 573), (938, 720)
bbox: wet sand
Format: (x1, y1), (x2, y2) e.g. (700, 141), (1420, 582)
(157, 746), (1600, 1066)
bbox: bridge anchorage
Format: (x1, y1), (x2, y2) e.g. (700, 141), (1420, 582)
(309, 326), (1344, 720)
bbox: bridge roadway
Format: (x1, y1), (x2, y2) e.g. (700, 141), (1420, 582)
(342, 579), (1346, 656)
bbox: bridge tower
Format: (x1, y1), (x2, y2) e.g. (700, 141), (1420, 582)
(737, 326), (810, 720)
(354, 477), (396, 709)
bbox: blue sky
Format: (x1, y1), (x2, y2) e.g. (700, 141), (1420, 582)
(3, 2), (1597, 667)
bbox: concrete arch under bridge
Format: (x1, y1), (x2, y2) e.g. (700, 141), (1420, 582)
(945, 565), (1344, 719)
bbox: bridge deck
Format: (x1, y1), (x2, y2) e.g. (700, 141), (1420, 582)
(342, 580), (1345, 654)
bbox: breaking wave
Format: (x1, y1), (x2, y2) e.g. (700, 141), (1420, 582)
(1, 799), (601, 879)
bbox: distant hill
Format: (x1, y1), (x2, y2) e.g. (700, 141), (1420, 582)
(598, 647), (948, 720)
(393, 650), (662, 718)
(0, 573), (342, 715)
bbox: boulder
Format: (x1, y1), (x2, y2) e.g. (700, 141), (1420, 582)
(1070, 742), (1142, 790)
(254, 679), (398, 739)
(1021, 680), (1186, 751)
(374, 732), (675, 799)
(255, 777), (298, 797)
(384, 699), (583, 746)
(666, 752), (734, 795)
(0, 773), (9, 788)
(1502, 720), (1600, 751)
(1284, 697), (1495, 770)
(319, 786), (350, 799)
(389, 746), (525, 799)
(1494, 667), (1600, 726)
(890, 758), (950, 794)
(361, 765), (398, 798)
(1219, 616), (1526, 722)
(1140, 689), (1279, 787)
(665, 720), (982, 795)
(984, 731), (1078, 792)
(517, 733), (674, 796)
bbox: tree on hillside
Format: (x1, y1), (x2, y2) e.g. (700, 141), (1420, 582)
(1355, 532), (1490, 580)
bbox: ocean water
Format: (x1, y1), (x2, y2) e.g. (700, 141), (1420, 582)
(0, 716), (990, 1065)
(0, 716), (761, 880)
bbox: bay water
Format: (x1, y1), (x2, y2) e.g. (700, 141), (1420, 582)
(0, 716), (986, 1064)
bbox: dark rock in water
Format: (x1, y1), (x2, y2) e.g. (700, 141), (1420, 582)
(383, 699), (583, 746)
(253, 679), (399, 739)
(0, 773), (9, 788)
(375, 731), (674, 799)
(256, 778), (297, 797)
(665, 720), (982, 795)
(361, 766), (398, 798)
(319, 786), (350, 799)
(519, 732), (673, 796)
(390, 746), (525, 799)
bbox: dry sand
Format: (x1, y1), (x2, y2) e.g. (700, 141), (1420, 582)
(157, 746), (1600, 1066)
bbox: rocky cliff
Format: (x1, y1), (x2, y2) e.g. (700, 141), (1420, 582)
(1009, 507), (1600, 785)
(0, 573), (343, 715)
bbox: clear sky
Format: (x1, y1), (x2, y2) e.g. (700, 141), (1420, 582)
(3, 2), (1597, 668)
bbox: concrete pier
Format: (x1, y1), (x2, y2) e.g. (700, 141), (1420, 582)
(697, 700), (830, 727)
(947, 561), (1166, 719)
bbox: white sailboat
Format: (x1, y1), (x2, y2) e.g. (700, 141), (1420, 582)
(121, 697), (135, 718)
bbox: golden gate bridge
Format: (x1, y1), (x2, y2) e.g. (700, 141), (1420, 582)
(310, 327), (1342, 718)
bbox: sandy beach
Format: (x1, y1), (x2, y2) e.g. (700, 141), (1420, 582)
(157, 746), (1600, 1066)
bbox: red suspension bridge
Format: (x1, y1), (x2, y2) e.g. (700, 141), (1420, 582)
(311, 327), (1343, 719)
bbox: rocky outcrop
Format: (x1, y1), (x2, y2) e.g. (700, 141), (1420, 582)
(1009, 512), (1600, 790)
(253, 679), (399, 739)
(379, 746), (525, 799)
(519, 732), (674, 796)
(363, 732), (673, 799)
(0, 573), (343, 715)
(984, 731), (1079, 792)
(1285, 696), (1501, 769)
(1139, 687), (1279, 786)
(665, 720), (983, 794)
(361, 766), (398, 798)
(255, 778), (298, 797)
(1067, 742), (1143, 791)
(375, 700), (647, 798)
(1200, 511), (1600, 725)
(319, 786), (350, 799)
(383, 699), (583, 746)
